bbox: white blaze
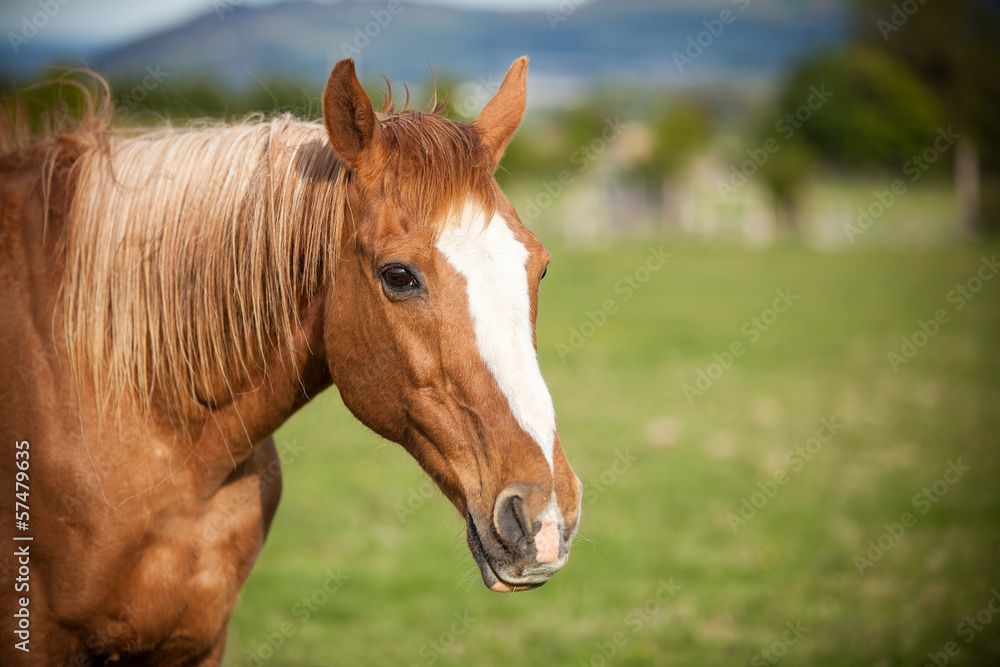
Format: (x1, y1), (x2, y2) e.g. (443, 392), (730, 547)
(436, 202), (556, 470)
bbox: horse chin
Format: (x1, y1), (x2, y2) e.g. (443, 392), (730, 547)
(466, 512), (545, 593)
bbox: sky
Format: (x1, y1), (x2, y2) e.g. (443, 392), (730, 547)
(1, 0), (568, 50)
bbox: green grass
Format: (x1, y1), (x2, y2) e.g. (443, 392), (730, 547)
(225, 240), (1000, 666)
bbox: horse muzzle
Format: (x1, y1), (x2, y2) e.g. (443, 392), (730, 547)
(465, 480), (581, 592)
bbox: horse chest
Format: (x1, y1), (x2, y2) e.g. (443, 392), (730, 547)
(34, 431), (282, 663)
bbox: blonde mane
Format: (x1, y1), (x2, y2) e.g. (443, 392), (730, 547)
(1, 74), (500, 420)
(63, 117), (345, 417)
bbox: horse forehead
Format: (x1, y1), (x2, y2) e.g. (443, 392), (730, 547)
(434, 204), (533, 276)
(437, 202), (541, 260)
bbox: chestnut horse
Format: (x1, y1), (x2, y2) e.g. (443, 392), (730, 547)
(0, 57), (581, 665)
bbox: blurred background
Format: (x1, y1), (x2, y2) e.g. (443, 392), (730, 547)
(3, 0), (999, 664)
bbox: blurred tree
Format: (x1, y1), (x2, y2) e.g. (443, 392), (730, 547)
(559, 104), (614, 156)
(105, 73), (321, 126)
(433, 75), (464, 117)
(495, 131), (545, 189)
(108, 76), (242, 124)
(757, 137), (814, 235)
(239, 77), (321, 119)
(632, 101), (714, 228)
(495, 104), (613, 189)
(638, 101), (713, 180)
(780, 47), (944, 167)
(851, 0), (1000, 235)
(767, 46), (947, 234)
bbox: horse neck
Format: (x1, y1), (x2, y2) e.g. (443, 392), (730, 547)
(197, 288), (333, 452)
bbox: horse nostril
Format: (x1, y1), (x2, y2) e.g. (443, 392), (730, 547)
(494, 492), (531, 554)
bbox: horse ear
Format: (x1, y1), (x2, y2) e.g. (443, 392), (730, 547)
(473, 56), (529, 167)
(322, 59), (378, 169)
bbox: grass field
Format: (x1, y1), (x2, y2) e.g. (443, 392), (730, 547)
(224, 239), (1000, 666)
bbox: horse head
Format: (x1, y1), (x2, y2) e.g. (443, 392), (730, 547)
(320, 58), (581, 592)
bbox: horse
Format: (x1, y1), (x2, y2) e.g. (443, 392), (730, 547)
(0, 57), (581, 665)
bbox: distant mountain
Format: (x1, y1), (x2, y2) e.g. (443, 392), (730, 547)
(22, 0), (848, 89)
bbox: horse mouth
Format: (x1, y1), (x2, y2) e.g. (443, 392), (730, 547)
(466, 513), (544, 593)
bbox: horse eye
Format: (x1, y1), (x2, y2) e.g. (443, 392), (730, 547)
(540, 266), (548, 280)
(383, 266), (416, 288)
